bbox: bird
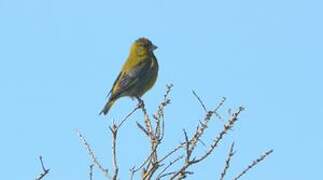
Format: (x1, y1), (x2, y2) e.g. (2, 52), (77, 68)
(100, 37), (159, 115)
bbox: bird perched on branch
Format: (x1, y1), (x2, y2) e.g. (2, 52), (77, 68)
(100, 37), (159, 115)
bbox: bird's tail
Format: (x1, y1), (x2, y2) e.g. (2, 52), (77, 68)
(99, 99), (115, 116)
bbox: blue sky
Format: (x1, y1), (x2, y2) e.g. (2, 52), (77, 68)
(0, 0), (322, 179)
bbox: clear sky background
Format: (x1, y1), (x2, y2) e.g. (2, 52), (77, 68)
(0, 0), (322, 179)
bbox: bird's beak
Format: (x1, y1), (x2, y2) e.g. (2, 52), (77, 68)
(151, 44), (158, 51)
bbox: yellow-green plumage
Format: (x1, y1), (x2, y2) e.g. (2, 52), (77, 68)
(100, 38), (159, 115)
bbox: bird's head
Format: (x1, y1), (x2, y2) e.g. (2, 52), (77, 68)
(130, 37), (157, 57)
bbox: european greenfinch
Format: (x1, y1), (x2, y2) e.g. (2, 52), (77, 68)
(100, 37), (159, 115)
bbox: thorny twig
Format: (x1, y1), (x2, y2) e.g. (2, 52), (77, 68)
(109, 125), (119, 180)
(158, 143), (184, 164)
(156, 155), (184, 179)
(169, 106), (244, 179)
(233, 149), (273, 180)
(192, 90), (208, 112)
(219, 142), (235, 180)
(77, 130), (111, 179)
(189, 96), (226, 154)
(194, 107), (244, 163)
(138, 101), (160, 180)
(35, 156), (50, 180)
(131, 84), (173, 179)
(109, 104), (144, 180)
(129, 143), (159, 178)
(89, 164), (94, 180)
(78, 85), (272, 180)
(78, 104), (141, 180)
(117, 104), (141, 129)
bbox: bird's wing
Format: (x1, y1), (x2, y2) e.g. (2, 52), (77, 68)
(109, 60), (151, 100)
(106, 72), (122, 98)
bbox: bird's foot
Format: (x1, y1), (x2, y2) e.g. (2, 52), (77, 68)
(136, 97), (144, 108)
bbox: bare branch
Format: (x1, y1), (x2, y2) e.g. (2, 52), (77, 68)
(154, 84), (173, 139)
(76, 130), (111, 179)
(158, 143), (184, 164)
(189, 96), (226, 153)
(183, 129), (191, 162)
(170, 107), (244, 179)
(212, 97), (226, 120)
(192, 90), (208, 112)
(219, 142), (235, 180)
(156, 155), (184, 179)
(109, 125), (119, 180)
(136, 122), (149, 136)
(117, 105), (141, 129)
(129, 144), (159, 178)
(234, 149), (273, 180)
(139, 85), (174, 179)
(35, 156), (50, 180)
(89, 164), (94, 180)
(194, 106), (244, 163)
(138, 98), (154, 138)
(129, 85), (174, 179)
(77, 84), (272, 180)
